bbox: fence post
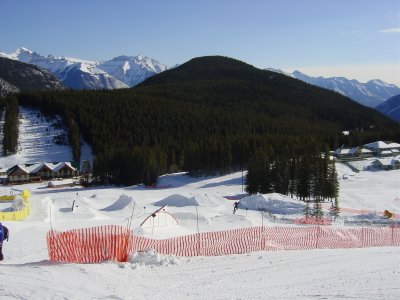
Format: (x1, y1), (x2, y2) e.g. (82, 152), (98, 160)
(392, 224), (394, 247)
(361, 226), (364, 248)
(196, 206), (200, 256)
(315, 226), (320, 249)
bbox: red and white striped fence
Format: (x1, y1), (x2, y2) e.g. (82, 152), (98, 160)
(47, 225), (400, 263)
(47, 225), (132, 263)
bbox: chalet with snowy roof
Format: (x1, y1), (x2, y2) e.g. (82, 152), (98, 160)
(6, 162), (79, 184)
(6, 165), (30, 183)
(30, 163), (55, 181)
(363, 141), (400, 157)
(371, 158), (400, 170)
(52, 162), (78, 178)
(334, 148), (352, 159)
(348, 147), (373, 158)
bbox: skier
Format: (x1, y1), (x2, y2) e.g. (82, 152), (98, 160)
(0, 222), (9, 261)
(233, 202), (239, 214)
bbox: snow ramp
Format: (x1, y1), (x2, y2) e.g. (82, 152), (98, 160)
(101, 195), (134, 212)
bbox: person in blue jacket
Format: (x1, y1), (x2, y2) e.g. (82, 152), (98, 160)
(0, 223), (9, 261)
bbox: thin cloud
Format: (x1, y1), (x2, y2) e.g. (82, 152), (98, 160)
(379, 27), (400, 33)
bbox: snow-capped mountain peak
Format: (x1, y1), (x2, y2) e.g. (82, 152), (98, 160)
(98, 54), (168, 87)
(272, 69), (400, 107)
(0, 47), (167, 90)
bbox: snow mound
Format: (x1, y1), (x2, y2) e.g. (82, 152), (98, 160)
(240, 193), (305, 215)
(192, 193), (225, 208)
(101, 194), (133, 211)
(153, 193), (226, 209)
(153, 194), (197, 207)
(128, 249), (179, 268)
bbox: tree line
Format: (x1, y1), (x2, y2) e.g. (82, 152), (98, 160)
(5, 56), (400, 185)
(245, 144), (340, 219)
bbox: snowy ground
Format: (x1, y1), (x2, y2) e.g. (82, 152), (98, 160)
(0, 107), (399, 299)
(0, 169), (398, 299)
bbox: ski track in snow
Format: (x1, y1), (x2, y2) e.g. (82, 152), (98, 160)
(0, 106), (93, 169)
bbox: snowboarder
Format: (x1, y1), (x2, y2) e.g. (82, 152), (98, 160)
(0, 222), (9, 261)
(233, 202), (239, 214)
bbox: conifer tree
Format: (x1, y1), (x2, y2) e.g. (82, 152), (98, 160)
(329, 197), (340, 221)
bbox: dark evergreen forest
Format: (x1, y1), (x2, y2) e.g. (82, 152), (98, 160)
(0, 95), (19, 155)
(5, 56), (400, 186)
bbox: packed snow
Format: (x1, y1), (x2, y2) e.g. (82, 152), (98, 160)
(0, 169), (399, 299)
(0, 107), (399, 299)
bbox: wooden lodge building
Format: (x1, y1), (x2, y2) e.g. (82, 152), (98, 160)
(6, 162), (79, 184)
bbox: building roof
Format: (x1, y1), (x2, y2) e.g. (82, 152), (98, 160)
(364, 141), (392, 149)
(7, 162), (77, 175)
(380, 150), (393, 155)
(29, 163), (55, 173)
(373, 158), (400, 166)
(52, 162), (76, 173)
(15, 164), (30, 174)
(360, 148), (372, 153)
(334, 148), (351, 155)
(387, 142), (400, 148)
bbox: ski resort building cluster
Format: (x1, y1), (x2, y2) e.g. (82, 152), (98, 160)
(333, 140), (400, 159)
(5, 162), (79, 184)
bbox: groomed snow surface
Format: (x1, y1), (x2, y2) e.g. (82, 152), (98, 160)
(0, 168), (399, 299)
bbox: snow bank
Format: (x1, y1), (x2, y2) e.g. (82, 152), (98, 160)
(128, 249), (180, 268)
(101, 194), (133, 211)
(153, 194), (197, 207)
(240, 193), (305, 215)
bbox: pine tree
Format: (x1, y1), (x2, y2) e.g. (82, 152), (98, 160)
(304, 200), (312, 219)
(312, 200), (324, 219)
(329, 197), (340, 221)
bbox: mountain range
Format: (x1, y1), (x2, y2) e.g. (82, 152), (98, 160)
(2, 48), (400, 109)
(265, 68), (400, 108)
(1, 47), (399, 109)
(0, 47), (168, 90)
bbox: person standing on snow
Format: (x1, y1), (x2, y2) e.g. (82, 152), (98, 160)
(0, 223), (9, 261)
(233, 202), (239, 214)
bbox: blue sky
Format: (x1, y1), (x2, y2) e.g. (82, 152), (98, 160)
(1, 0), (399, 84)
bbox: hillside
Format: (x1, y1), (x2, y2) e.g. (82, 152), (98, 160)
(0, 57), (64, 95)
(13, 56), (400, 185)
(0, 106), (93, 169)
(376, 94), (400, 123)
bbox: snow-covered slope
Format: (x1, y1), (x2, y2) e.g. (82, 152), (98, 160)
(1, 47), (167, 90)
(291, 70), (400, 107)
(0, 77), (19, 96)
(0, 56), (64, 94)
(0, 106), (93, 169)
(376, 94), (400, 123)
